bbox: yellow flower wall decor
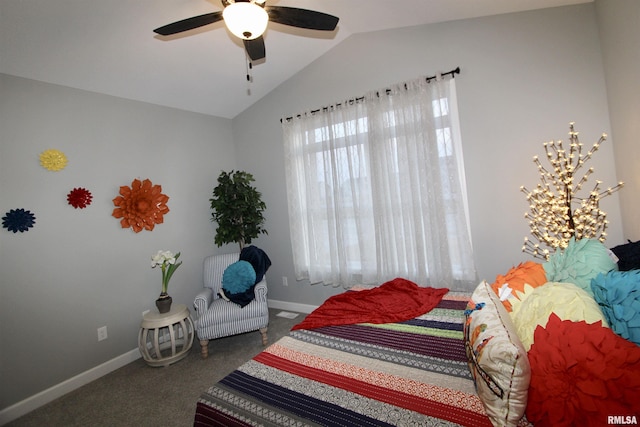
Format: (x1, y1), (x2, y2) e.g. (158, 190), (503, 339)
(112, 178), (170, 233)
(39, 149), (68, 171)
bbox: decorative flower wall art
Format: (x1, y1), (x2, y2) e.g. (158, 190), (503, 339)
(2, 208), (36, 233)
(39, 149), (68, 171)
(67, 187), (93, 209)
(112, 178), (170, 233)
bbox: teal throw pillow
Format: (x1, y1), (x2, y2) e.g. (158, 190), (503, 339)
(544, 238), (617, 296)
(591, 269), (640, 345)
(222, 260), (256, 294)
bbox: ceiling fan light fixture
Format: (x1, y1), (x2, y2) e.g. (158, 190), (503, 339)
(223, 1), (269, 41)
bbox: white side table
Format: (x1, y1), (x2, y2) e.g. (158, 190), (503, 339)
(138, 304), (194, 367)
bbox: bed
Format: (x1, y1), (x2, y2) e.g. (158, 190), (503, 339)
(194, 238), (640, 427)
(193, 279), (507, 427)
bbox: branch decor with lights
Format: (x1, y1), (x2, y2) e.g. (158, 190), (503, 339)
(521, 123), (623, 260)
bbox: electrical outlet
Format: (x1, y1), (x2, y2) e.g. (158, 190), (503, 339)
(282, 276), (288, 287)
(97, 326), (108, 341)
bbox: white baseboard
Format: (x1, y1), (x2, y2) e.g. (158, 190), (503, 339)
(268, 299), (317, 314)
(1, 301), (312, 425)
(0, 348), (141, 426)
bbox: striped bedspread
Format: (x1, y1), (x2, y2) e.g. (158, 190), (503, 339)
(194, 291), (494, 427)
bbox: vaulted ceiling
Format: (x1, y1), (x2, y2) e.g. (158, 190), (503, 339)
(0, 0), (590, 119)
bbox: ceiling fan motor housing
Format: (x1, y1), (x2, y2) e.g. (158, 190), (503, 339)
(223, 1), (269, 40)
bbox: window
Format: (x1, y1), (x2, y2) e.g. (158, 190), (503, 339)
(282, 77), (476, 290)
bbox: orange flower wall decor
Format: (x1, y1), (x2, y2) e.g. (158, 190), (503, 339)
(112, 178), (170, 233)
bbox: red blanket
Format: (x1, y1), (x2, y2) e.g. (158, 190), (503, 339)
(292, 278), (449, 330)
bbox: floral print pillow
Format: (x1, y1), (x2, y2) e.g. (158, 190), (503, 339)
(465, 281), (531, 427)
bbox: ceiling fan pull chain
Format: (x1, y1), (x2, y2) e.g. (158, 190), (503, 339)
(246, 56), (253, 83)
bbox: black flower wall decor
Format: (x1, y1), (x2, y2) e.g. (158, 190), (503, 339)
(2, 208), (36, 233)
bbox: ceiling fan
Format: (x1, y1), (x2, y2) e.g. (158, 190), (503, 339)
(154, 0), (339, 62)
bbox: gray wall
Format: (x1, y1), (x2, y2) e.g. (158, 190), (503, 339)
(0, 75), (236, 409)
(233, 3), (624, 307)
(596, 0), (640, 241)
(1, 0), (634, 416)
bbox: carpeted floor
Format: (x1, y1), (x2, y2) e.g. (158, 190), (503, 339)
(7, 308), (305, 427)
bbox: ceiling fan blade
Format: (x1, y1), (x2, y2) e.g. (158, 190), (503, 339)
(244, 37), (266, 61)
(154, 12), (223, 36)
(265, 6), (339, 31)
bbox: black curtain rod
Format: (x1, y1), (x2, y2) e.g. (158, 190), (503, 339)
(281, 67), (460, 123)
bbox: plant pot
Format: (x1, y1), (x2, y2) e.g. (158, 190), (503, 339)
(155, 294), (173, 314)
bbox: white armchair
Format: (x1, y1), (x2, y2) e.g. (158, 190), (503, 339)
(193, 252), (269, 358)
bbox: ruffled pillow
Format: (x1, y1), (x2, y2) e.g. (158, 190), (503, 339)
(490, 261), (547, 312)
(508, 283), (539, 319)
(543, 238), (617, 296)
(511, 282), (607, 351)
(526, 313), (640, 427)
(591, 269), (640, 345)
(465, 281), (530, 427)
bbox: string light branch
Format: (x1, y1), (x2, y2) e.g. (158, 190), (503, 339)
(520, 123), (624, 260)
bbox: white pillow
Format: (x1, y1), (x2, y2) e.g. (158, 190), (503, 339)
(465, 281), (531, 427)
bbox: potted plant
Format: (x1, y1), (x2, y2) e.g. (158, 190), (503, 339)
(150, 250), (182, 313)
(210, 170), (267, 250)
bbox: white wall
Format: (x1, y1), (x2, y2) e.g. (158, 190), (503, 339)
(0, 74), (236, 410)
(2, 0), (634, 419)
(233, 3), (624, 306)
(596, 0), (640, 241)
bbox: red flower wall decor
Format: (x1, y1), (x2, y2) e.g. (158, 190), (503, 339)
(67, 187), (93, 209)
(112, 178), (170, 233)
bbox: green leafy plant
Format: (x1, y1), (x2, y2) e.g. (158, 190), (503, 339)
(210, 170), (267, 250)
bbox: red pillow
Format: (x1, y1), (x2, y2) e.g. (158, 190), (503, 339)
(526, 313), (640, 427)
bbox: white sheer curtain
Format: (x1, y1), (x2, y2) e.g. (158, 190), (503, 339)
(282, 76), (477, 291)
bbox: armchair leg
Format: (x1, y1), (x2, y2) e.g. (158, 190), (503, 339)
(259, 327), (268, 345)
(200, 339), (209, 359)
